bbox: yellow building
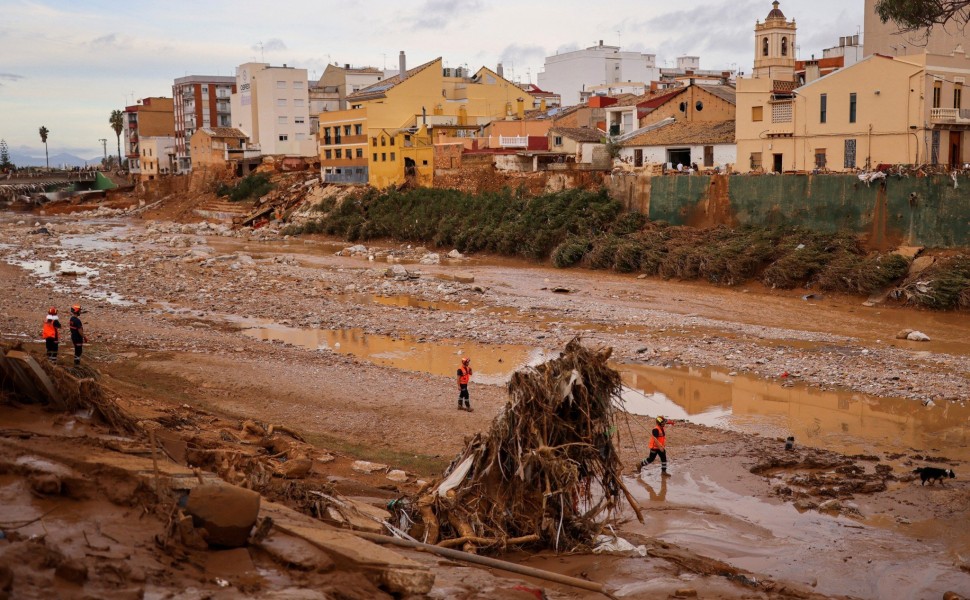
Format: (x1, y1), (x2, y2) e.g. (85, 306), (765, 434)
(737, 1), (970, 172)
(318, 54), (535, 188)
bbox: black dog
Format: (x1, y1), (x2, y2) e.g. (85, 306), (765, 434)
(913, 467), (956, 486)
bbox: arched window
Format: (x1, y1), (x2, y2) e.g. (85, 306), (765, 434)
(763, 37), (769, 56)
(781, 37), (788, 56)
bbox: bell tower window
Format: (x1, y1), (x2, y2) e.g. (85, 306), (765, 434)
(763, 37), (769, 56)
(781, 37), (788, 56)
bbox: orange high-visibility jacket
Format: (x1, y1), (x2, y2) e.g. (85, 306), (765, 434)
(458, 365), (472, 385)
(649, 424), (666, 450)
(42, 317), (59, 341)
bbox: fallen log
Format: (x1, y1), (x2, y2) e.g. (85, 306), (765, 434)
(357, 532), (617, 599)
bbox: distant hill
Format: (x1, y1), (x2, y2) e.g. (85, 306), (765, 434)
(8, 149), (103, 168)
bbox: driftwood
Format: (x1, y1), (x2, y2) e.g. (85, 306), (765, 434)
(392, 338), (640, 555)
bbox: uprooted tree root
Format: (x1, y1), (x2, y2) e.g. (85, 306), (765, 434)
(393, 338), (641, 555)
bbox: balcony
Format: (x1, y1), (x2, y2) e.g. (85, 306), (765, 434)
(499, 135), (528, 148)
(930, 107), (970, 124)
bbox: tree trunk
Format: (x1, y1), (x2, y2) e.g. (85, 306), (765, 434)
(116, 135), (121, 171)
(44, 142), (49, 169)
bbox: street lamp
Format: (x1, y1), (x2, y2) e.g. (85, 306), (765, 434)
(99, 138), (107, 164)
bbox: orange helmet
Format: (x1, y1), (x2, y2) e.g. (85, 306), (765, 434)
(48, 307), (57, 315)
(71, 305), (81, 315)
(461, 357), (471, 365)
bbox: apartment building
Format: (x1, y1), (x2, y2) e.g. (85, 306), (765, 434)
(229, 62), (315, 157)
(123, 97), (175, 175)
(172, 75), (236, 173)
(318, 52), (536, 188)
(308, 64), (392, 134)
(537, 41), (660, 106)
(139, 136), (176, 181)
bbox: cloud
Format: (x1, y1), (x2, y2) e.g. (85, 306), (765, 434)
(409, 0), (482, 30)
(89, 33), (127, 49)
(0, 73), (24, 81)
(253, 38), (287, 53)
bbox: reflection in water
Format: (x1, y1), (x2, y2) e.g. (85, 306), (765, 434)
(621, 364), (970, 462)
(241, 325), (544, 385)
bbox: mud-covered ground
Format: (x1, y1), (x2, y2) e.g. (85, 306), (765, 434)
(1, 203), (968, 599)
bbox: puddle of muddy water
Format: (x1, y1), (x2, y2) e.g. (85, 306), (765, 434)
(621, 363), (970, 463)
(625, 470), (970, 598)
(238, 322), (546, 385)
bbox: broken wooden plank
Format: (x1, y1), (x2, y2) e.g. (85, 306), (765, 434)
(4, 350), (66, 410)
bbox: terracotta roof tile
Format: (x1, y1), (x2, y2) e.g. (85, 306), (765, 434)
(200, 127), (248, 139)
(620, 120), (735, 147)
(549, 127), (606, 143)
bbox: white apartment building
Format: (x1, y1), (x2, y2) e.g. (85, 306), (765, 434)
(537, 41), (660, 106)
(230, 62), (316, 157)
(139, 136), (176, 181)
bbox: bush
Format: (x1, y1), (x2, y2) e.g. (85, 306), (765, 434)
(217, 172), (275, 202)
(552, 236), (592, 268)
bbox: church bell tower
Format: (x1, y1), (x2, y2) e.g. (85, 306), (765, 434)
(752, 1), (797, 81)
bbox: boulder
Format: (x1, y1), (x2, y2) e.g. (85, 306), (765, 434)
(351, 460), (387, 474)
(906, 331), (931, 342)
(447, 249), (465, 259)
(386, 470), (408, 483)
(909, 255), (936, 276)
(419, 253), (440, 265)
(277, 458), (313, 479)
(185, 483), (261, 547)
(895, 329), (914, 340)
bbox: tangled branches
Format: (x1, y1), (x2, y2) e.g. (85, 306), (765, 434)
(394, 338), (640, 555)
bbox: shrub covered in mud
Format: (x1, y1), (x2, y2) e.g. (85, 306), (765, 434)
(216, 172), (274, 202)
(892, 255), (970, 309)
(296, 186), (623, 259)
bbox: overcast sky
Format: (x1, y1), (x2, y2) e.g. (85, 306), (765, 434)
(0, 0), (864, 159)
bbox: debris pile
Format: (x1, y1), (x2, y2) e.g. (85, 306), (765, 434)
(396, 338), (641, 554)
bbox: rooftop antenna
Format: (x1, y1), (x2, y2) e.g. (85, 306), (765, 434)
(617, 29), (622, 48)
(383, 53), (387, 69)
(257, 41), (265, 61)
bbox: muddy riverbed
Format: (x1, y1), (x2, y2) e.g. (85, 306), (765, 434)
(2, 212), (969, 598)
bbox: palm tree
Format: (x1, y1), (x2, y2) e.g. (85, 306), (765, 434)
(109, 110), (124, 171)
(38, 126), (49, 169)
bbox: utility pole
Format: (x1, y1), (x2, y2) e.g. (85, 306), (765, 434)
(99, 138), (107, 163)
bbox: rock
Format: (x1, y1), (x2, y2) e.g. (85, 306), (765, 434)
(352, 460), (388, 474)
(258, 530), (335, 572)
(818, 499), (842, 512)
(452, 272), (475, 284)
(386, 470), (408, 483)
(906, 331), (931, 342)
(895, 329), (914, 340)
(419, 253), (440, 265)
(892, 245), (924, 259)
(28, 473), (62, 495)
(185, 483), (261, 548)
(344, 245), (367, 255)
(278, 458), (313, 479)
(943, 592), (964, 600)
(178, 513), (210, 550)
(54, 559), (88, 584)
(385, 265), (410, 280)
(447, 249), (464, 259)
(909, 255), (937, 276)
(674, 590), (698, 598)
(551, 287), (570, 294)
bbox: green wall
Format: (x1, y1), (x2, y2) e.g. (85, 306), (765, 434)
(636, 174), (969, 249)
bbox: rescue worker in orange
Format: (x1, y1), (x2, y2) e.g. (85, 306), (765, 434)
(42, 307), (61, 363)
(456, 357), (473, 412)
(68, 305), (88, 366)
(638, 416), (671, 475)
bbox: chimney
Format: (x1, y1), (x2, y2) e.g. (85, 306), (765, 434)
(599, 40), (603, 47)
(540, 98), (547, 112)
(497, 62), (504, 78)
(421, 106), (426, 126)
(805, 61), (821, 83)
(853, 34), (859, 46)
(399, 51), (407, 79)
(345, 63), (350, 69)
(516, 97), (525, 119)
(839, 36), (846, 47)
